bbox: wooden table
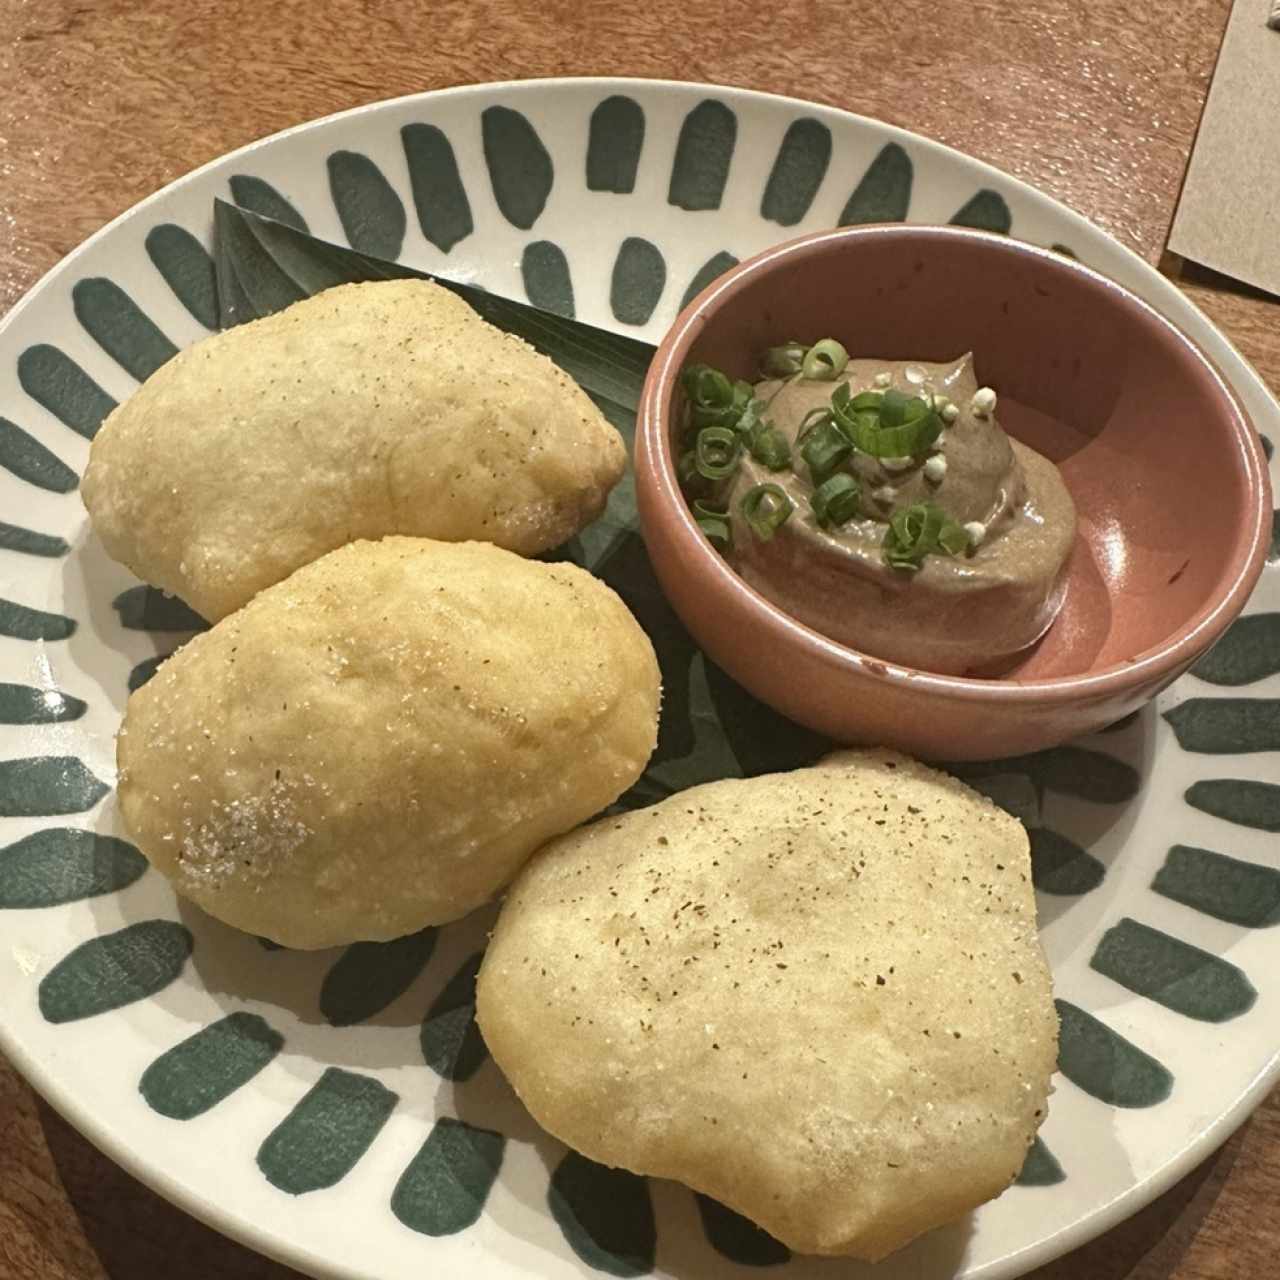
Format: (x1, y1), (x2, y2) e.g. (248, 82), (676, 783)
(2, 2), (1277, 1277)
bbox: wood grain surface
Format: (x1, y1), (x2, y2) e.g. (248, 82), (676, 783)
(3, 2), (1278, 1279)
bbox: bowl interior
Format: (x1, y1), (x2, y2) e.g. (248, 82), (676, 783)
(666, 229), (1261, 681)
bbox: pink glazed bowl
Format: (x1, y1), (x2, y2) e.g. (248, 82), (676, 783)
(634, 226), (1272, 760)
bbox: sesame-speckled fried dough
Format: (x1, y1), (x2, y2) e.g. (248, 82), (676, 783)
(83, 280), (626, 621)
(116, 537), (660, 949)
(477, 750), (1057, 1261)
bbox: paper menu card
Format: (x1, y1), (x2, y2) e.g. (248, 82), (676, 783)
(1169, 0), (1280, 298)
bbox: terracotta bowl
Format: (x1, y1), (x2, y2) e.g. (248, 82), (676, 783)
(635, 225), (1272, 760)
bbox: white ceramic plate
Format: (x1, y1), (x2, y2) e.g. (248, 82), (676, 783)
(2, 78), (1277, 1280)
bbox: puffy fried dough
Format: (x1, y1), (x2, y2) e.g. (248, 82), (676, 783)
(83, 280), (626, 621)
(116, 537), (660, 949)
(477, 749), (1056, 1260)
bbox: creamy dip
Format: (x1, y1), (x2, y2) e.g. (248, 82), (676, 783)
(723, 354), (1076, 675)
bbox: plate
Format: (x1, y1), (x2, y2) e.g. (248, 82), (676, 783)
(2, 77), (1278, 1280)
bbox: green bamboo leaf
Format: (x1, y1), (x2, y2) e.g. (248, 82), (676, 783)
(211, 201), (654, 429)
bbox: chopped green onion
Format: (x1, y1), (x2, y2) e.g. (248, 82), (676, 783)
(811, 473), (861, 527)
(682, 364), (732, 415)
(749, 425), (792, 470)
(849, 390), (884, 412)
(795, 406), (832, 446)
(801, 338), (849, 381)
(761, 342), (807, 377)
(677, 448), (707, 496)
(695, 426), (741, 480)
(937, 521), (972, 556)
(740, 483), (794, 541)
(878, 387), (911, 427)
(693, 498), (729, 520)
(832, 383), (942, 458)
(881, 502), (969, 572)
(800, 419), (852, 485)
(733, 396), (764, 441)
(681, 363), (755, 430)
(697, 515), (732, 554)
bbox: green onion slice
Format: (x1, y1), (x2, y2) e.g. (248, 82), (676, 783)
(881, 502), (969, 572)
(800, 419), (853, 486)
(697, 515), (732, 554)
(761, 342), (807, 377)
(801, 338), (849, 381)
(733, 396), (764, 441)
(681, 363), (754, 430)
(749, 425), (792, 470)
(795, 406), (833, 446)
(740, 483), (794, 541)
(832, 383), (942, 458)
(695, 426), (741, 480)
(811, 473), (861, 527)
(677, 448), (707, 496)
(682, 364), (731, 413)
(693, 498), (729, 520)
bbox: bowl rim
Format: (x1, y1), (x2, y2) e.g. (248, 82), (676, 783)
(637, 223), (1273, 704)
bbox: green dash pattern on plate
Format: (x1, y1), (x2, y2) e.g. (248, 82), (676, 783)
(420, 952), (487, 1081)
(610, 238), (666, 326)
(145, 224), (219, 330)
(319, 928), (437, 1027)
(257, 1068), (397, 1195)
(1190, 613), (1280, 685)
(949, 189), (1013, 233)
(0, 599), (76, 642)
(761, 118), (831, 227)
(481, 106), (554, 231)
(391, 1118), (505, 1238)
(1090, 917), (1256, 1022)
(1054, 999), (1173, 1108)
(1186, 778), (1280, 832)
(679, 251), (739, 311)
(112, 585), (207, 632)
(839, 143), (912, 225)
(0, 829), (146, 908)
(695, 1192), (791, 1267)
(956, 745), (1140, 806)
(400, 124), (473, 253)
(327, 151), (406, 261)
(38, 921), (193, 1024)
(0, 522), (70, 559)
(548, 1151), (656, 1278)
(0, 416), (78, 492)
(16, 344), (117, 439)
(0, 757), (106, 817)
(587, 96), (645, 194)
(141, 1012), (284, 1120)
(521, 241), (575, 318)
(1015, 1136), (1066, 1187)
(72, 278), (178, 382)
(668, 100), (736, 212)
(1153, 844), (1280, 927)
(228, 174), (310, 232)
(1029, 828), (1106, 895)
(1164, 699), (1280, 754)
(128, 654), (169, 692)
(0, 682), (85, 725)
